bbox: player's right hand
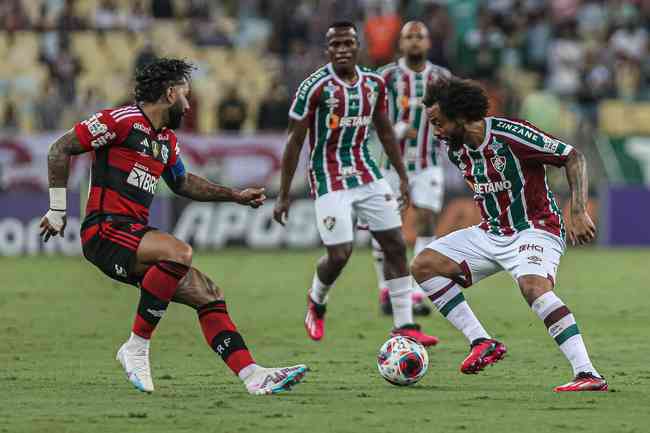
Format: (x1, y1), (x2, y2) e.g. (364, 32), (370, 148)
(273, 196), (291, 226)
(39, 209), (67, 242)
(568, 210), (596, 246)
(398, 179), (411, 212)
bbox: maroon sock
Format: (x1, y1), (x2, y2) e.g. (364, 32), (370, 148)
(132, 261), (189, 339)
(197, 300), (255, 375)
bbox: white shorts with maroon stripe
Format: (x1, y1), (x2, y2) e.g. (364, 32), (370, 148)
(314, 179), (402, 246)
(426, 226), (565, 286)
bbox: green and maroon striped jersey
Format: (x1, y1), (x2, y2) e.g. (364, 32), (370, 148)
(289, 63), (385, 197)
(380, 58), (451, 173)
(446, 117), (573, 239)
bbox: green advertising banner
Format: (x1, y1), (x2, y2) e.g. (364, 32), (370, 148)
(598, 136), (650, 184)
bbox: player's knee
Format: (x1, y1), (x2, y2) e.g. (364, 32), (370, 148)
(382, 236), (407, 263)
(328, 246), (352, 269)
(169, 242), (193, 266)
(411, 254), (434, 283)
(518, 275), (552, 305)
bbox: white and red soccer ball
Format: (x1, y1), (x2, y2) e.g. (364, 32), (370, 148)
(377, 336), (429, 386)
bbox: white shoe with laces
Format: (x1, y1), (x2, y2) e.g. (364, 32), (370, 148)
(244, 364), (308, 395)
(116, 336), (154, 393)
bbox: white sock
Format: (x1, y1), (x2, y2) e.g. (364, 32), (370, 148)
(238, 363), (261, 381)
(419, 277), (490, 343)
(128, 332), (150, 347)
(531, 291), (599, 377)
(310, 272), (332, 304)
(371, 238), (386, 290)
(385, 276), (413, 328)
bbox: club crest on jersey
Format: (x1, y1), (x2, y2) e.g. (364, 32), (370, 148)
(151, 140), (160, 159)
(491, 155), (506, 173)
(323, 216), (336, 231)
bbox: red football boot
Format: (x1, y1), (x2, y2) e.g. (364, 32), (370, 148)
(553, 372), (608, 392)
(460, 338), (507, 374)
(391, 324), (440, 347)
(305, 293), (326, 341)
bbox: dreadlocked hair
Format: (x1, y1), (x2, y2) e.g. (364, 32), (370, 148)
(134, 57), (196, 103)
(423, 77), (489, 122)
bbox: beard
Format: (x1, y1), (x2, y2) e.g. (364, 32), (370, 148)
(167, 100), (184, 129)
(406, 51), (425, 63)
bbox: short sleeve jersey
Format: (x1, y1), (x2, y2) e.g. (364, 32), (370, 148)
(446, 117), (574, 239)
(289, 63), (385, 197)
(380, 58), (451, 172)
(74, 105), (181, 223)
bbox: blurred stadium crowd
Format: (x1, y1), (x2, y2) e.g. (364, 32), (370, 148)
(0, 0), (648, 139)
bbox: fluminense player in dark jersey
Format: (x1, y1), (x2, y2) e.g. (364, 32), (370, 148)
(273, 21), (438, 347)
(410, 77), (607, 392)
(39, 58), (307, 395)
(370, 21), (452, 317)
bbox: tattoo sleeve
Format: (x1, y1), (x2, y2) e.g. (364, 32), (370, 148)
(48, 129), (89, 188)
(174, 173), (241, 202)
(564, 149), (589, 214)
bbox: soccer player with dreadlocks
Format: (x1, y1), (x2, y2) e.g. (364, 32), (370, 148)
(39, 58), (308, 395)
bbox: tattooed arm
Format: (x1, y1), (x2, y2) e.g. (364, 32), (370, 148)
(564, 148), (596, 245)
(166, 171), (266, 208)
(40, 129), (90, 242)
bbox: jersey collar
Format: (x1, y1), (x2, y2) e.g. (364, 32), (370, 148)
(327, 63), (362, 90)
(136, 104), (166, 135)
(398, 57), (431, 75)
(463, 117), (492, 152)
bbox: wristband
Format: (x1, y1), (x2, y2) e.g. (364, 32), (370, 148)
(49, 187), (67, 211)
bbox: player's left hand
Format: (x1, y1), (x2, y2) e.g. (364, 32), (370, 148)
(568, 210), (596, 246)
(236, 188), (266, 208)
(39, 209), (67, 242)
(398, 178), (411, 212)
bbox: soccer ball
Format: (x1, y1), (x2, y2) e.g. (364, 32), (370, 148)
(377, 336), (429, 386)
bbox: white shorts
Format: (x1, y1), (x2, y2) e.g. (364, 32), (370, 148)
(315, 179), (402, 245)
(427, 226), (566, 286)
(385, 166), (444, 212)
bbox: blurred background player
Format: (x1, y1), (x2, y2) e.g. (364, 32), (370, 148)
(273, 22), (438, 347)
(39, 58), (307, 396)
(368, 21), (452, 317)
(411, 77), (607, 392)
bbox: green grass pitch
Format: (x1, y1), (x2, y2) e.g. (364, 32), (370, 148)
(1, 248), (649, 433)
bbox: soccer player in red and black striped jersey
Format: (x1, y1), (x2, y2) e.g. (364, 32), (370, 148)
(39, 58), (307, 395)
(410, 77), (607, 392)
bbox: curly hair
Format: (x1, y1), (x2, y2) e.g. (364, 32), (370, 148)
(134, 57), (196, 103)
(423, 77), (489, 122)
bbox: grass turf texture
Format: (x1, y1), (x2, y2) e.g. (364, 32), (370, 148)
(1, 248), (649, 433)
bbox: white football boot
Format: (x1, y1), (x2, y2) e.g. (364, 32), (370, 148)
(244, 364), (308, 395)
(116, 336), (154, 393)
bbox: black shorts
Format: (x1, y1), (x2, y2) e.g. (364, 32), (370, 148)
(81, 217), (156, 286)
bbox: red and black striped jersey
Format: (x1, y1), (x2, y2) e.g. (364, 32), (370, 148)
(74, 105), (181, 224)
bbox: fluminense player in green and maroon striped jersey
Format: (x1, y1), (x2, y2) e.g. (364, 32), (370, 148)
(410, 77), (607, 392)
(273, 21), (439, 348)
(367, 21), (452, 317)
